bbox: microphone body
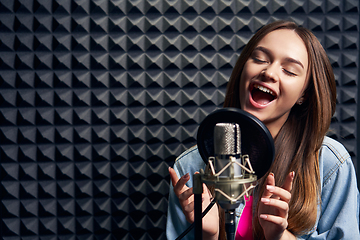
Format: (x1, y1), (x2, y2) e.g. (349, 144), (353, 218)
(207, 123), (256, 209)
(214, 123), (242, 178)
(213, 123), (246, 210)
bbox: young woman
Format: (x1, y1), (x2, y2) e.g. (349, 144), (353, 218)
(166, 20), (360, 240)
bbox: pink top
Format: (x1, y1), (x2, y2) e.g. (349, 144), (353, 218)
(235, 195), (254, 240)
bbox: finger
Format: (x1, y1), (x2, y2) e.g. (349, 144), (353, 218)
(182, 192), (212, 214)
(183, 199), (195, 215)
(259, 214), (288, 229)
(266, 185), (291, 203)
(179, 187), (194, 202)
(169, 167), (179, 187)
(170, 169), (190, 196)
(173, 172), (190, 195)
(282, 171), (295, 192)
(261, 197), (289, 217)
(263, 173), (275, 198)
(264, 172), (294, 202)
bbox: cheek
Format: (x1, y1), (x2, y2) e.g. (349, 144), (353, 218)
(239, 63), (254, 90)
(281, 81), (306, 104)
(242, 62), (258, 78)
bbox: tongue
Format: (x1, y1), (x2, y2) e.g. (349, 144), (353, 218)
(252, 90), (273, 105)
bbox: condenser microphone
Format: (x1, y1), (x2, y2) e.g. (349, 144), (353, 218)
(206, 122), (257, 240)
(180, 108), (274, 240)
(196, 108), (275, 240)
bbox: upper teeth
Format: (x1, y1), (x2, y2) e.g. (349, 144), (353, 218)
(254, 84), (275, 96)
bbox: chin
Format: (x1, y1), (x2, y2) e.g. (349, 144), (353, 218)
(242, 108), (264, 121)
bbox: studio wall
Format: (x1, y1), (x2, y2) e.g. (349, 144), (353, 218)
(0, 0), (358, 239)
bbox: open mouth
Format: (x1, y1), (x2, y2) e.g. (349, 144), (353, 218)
(251, 83), (276, 105)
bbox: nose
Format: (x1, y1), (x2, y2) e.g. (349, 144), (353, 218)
(261, 64), (279, 82)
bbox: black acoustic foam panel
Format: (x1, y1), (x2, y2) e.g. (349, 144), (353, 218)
(0, 0), (358, 239)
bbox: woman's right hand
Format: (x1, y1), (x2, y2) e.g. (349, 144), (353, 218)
(169, 167), (219, 239)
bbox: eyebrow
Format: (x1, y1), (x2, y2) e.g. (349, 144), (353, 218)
(254, 46), (305, 69)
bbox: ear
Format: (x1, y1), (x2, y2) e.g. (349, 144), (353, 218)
(296, 96), (305, 105)
(297, 87), (309, 105)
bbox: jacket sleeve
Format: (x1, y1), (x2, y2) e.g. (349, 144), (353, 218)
(299, 140), (360, 239)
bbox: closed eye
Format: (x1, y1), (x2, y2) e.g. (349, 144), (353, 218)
(252, 57), (268, 64)
(283, 68), (297, 76)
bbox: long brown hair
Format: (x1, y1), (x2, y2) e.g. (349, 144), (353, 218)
(223, 20), (336, 238)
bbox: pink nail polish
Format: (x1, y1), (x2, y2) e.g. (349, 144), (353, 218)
(260, 214), (267, 219)
(266, 185), (274, 192)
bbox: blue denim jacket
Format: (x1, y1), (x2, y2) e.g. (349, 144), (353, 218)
(166, 136), (360, 239)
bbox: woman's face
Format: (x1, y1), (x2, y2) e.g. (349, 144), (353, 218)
(239, 29), (309, 137)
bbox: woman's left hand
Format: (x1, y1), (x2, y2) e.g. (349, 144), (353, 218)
(258, 172), (296, 240)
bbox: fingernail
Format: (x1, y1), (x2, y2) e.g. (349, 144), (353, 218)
(260, 214), (268, 219)
(266, 185), (274, 192)
(183, 173), (189, 179)
(168, 167), (171, 172)
(291, 171), (295, 178)
(269, 172), (274, 177)
(261, 198), (270, 204)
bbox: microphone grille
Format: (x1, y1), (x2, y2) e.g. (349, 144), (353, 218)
(214, 123), (241, 155)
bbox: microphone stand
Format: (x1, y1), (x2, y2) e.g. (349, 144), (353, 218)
(225, 209), (236, 240)
(219, 199), (241, 240)
(193, 173), (203, 239)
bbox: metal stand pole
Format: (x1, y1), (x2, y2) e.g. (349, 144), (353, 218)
(225, 210), (235, 240)
(193, 173), (203, 240)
